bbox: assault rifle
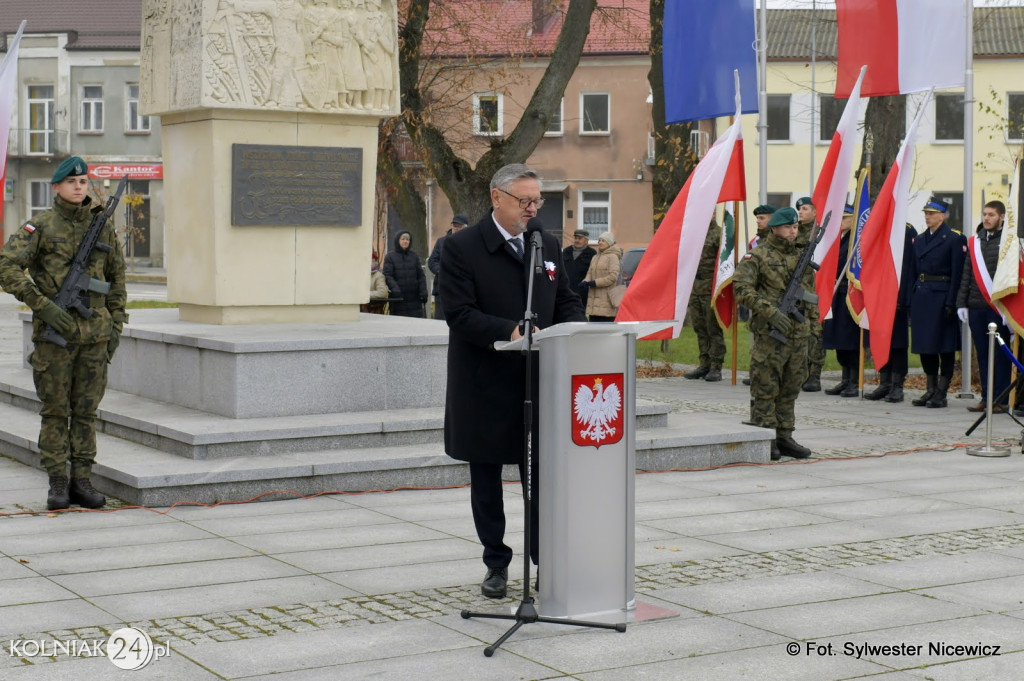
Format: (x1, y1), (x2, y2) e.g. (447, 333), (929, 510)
(769, 210), (830, 345)
(41, 176), (129, 348)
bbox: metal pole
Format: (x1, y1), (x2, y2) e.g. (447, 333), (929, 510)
(961, 0), (975, 397)
(758, 0), (768, 204)
(966, 323), (1010, 457)
(809, 0), (816, 195)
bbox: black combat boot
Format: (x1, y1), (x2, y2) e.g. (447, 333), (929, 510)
(703, 368), (723, 382)
(840, 371), (860, 397)
(69, 477), (106, 509)
(802, 371), (822, 392)
(684, 366), (710, 380)
(885, 374), (905, 403)
(776, 431), (812, 459)
(926, 376), (950, 408)
(770, 440), (781, 461)
(47, 475), (70, 511)
(864, 370), (892, 401)
(912, 374), (937, 406)
(825, 366), (851, 395)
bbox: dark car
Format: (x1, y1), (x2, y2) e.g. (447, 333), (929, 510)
(618, 247), (646, 286)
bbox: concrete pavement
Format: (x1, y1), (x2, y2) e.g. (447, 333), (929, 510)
(1, 282), (1023, 679)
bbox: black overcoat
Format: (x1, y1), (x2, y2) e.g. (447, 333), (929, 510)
(439, 213), (585, 465)
(910, 222), (966, 354)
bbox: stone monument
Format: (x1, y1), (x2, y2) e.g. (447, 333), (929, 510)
(140, 0), (399, 324)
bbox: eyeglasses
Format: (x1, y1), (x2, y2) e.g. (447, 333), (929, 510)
(497, 187), (545, 209)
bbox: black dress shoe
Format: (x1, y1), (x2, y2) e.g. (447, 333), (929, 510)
(481, 567), (508, 599)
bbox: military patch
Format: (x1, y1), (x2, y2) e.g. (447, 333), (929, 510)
(23, 224), (36, 233)
(742, 253), (752, 260)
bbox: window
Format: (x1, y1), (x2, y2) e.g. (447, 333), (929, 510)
(544, 98), (563, 136)
(580, 92), (610, 135)
(473, 93), (502, 136)
(935, 93), (963, 141)
(126, 84), (150, 133)
(766, 94), (790, 141)
(27, 85), (55, 154)
(767, 193), (792, 210)
(1009, 93), (1024, 142)
(579, 190), (610, 239)
(818, 94), (845, 142)
(30, 181), (53, 216)
(80, 85), (104, 134)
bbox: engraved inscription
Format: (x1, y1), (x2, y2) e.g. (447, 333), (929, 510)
(231, 145), (362, 226)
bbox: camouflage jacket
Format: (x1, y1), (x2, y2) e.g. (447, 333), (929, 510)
(734, 233), (818, 338)
(0, 194), (127, 343)
(692, 220), (722, 295)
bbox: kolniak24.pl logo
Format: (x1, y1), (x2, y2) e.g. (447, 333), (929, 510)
(8, 627), (169, 670)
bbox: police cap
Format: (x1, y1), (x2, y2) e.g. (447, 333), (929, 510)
(51, 156), (88, 184)
(923, 197), (949, 213)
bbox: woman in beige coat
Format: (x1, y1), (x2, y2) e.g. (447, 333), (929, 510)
(580, 231), (623, 321)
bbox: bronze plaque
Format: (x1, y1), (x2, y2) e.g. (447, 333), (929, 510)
(231, 144), (362, 226)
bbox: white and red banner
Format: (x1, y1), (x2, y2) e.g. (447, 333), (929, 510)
(571, 373), (624, 448)
(712, 208), (736, 330)
(990, 156), (1024, 334)
(0, 21), (27, 227)
(812, 66), (866, 320)
(858, 92), (931, 369)
(835, 0), (966, 98)
(615, 95), (746, 339)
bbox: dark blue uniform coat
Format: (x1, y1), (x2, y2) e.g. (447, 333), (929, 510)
(910, 222), (966, 354)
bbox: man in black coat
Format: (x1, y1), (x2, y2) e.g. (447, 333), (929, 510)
(427, 213), (468, 320)
(562, 229), (596, 308)
(439, 163), (585, 599)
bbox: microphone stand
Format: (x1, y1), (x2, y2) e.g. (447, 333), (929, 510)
(461, 225), (626, 657)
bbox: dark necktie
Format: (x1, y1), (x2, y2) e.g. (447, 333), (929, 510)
(508, 237), (524, 260)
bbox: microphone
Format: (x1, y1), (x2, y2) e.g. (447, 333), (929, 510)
(526, 218), (544, 273)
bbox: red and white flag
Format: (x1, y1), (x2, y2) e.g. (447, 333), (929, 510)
(0, 21), (27, 226)
(990, 156), (1024, 334)
(812, 66), (866, 320)
(711, 208), (736, 330)
(615, 98), (746, 339)
(835, 0), (966, 98)
(858, 92), (931, 369)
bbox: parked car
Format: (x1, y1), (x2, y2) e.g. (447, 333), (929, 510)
(617, 247), (646, 286)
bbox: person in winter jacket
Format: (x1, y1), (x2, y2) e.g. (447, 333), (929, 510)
(580, 231), (622, 322)
(383, 231), (428, 317)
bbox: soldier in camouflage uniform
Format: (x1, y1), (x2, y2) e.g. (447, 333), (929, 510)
(795, 196), (824, 392)
(684, 220), (726, 382)
(735, 207), (815, 460)
(0, 157), (127, 510)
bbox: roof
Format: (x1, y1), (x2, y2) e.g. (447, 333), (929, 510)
(767, 7), (1024, 60)
(1, 0), (142, 51)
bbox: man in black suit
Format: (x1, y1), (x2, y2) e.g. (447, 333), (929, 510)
(439, 163), (585, 599)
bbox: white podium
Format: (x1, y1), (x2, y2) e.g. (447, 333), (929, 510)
(498, 321), (672, 619)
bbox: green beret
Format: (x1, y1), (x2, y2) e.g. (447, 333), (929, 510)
(768, 207), (799, 227)
(752, 204), (776, 216)
(51, 156), (88, 183)
(795, 196), (814, 209)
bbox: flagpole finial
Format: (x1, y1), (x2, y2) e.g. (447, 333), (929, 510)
(733, 69), (741, 111)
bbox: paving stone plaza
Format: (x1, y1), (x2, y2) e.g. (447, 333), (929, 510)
(1, 287), (1023, 679)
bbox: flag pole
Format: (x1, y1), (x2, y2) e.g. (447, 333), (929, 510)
(960, 0), (975, 398)
(758, 0), (768, 204)
(733, 200), (742, 385)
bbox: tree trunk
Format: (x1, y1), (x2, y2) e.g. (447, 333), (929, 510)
(378, 124), (428, 260)
(861, 95), (906, 199)
(647, 0), (696, 231)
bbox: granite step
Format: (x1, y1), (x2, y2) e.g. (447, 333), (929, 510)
(0, 400), (770, 507)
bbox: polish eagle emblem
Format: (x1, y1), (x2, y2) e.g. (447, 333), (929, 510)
(571, 373), (624, 448)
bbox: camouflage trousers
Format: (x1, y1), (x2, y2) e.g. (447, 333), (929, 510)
(29, 341), (109, 477)
(807, 321), (824, 379)
(686, 288), (725, 369)
(749, 331), (809, 433)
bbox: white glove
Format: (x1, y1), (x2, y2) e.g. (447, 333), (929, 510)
(957, 307), (968, 324)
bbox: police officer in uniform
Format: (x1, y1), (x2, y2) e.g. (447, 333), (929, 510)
(735, 207), (815, 460)
(910, 197), (966, 408)
(0, 157), (127, 510)
(685, 220), (725, 382)
(795, 197), (824, 392)
(822, 204), (861, 397)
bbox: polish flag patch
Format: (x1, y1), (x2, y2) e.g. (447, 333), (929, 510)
(23, 224), (36, 233)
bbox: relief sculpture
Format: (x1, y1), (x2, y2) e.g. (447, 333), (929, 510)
(141, 0), (398, 115)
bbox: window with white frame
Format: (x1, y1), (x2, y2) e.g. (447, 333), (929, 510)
(30, 181), (53, 216)
(766, 94), (790, 141)
(80, 85), (104, 134)
(27, 85), (55, 154)
(126, 84), (150, 133)
(579, 190), (610, 239)
(473, 93), (502, 136)
(544, 98), (563, 136)
(1008, 93), (1024, 142)
(935, 93), (963, 141)
(818, 94), (844, 142)
(580, 92), (610, 135)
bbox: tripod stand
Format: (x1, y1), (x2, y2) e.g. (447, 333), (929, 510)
(460, 221), (626, 657)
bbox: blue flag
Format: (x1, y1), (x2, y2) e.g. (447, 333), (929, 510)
(846, 168), (872, 324)
(663, 0), (758, 124)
